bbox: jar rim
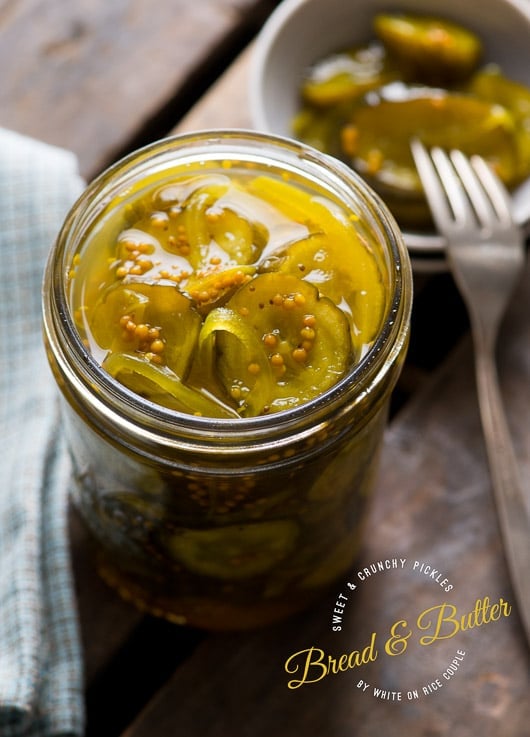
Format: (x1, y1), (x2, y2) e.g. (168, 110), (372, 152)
(44, 129), (412, 441)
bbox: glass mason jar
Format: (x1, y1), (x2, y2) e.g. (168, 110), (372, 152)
(42, 131), (412, 630)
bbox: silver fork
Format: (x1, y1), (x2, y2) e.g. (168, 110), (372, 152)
(411, 140), (530, 645)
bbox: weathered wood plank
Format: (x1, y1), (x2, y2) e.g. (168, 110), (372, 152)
(175, 42), (254, 133)
(0, 0), (277, 179)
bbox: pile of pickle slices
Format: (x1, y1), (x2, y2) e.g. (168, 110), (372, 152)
(292, 13), (530, 228)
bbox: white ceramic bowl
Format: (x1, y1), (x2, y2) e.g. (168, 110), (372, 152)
(250, 0), (530, 270)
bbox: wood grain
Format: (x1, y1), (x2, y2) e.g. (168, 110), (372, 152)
(0, 0), (276, 179)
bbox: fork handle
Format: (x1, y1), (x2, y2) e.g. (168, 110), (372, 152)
(474, 341), (530, 644)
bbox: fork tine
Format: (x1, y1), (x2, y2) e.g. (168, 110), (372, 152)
(468, 154), (514, 224)
(449, 149), (514, 228)
(448, 149), (496, 228)
(410, 139), (454, 229)
(429, 146), (475, 226)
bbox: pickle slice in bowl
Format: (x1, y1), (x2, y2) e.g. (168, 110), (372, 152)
(341, 86), (521, 226)
(373, 13), (483, 84)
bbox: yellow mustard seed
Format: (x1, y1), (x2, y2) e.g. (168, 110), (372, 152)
(134, 324), (149, 340)
(263, 333), (277, 348)
(150, 339), (165, 354)
(247, 362), (261, 375)
(294, 293), (306, 307)
(150, 212), (169, 229)
(292, 347), (308, 363)
(137, 258), (153, 273)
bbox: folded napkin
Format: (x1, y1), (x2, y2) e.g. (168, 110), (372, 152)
(0, 129), (85, 736)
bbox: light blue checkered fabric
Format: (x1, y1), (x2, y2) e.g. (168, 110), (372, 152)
(0, 129), (85, 736)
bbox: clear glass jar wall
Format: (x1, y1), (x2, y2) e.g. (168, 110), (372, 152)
(42, 131), (412, 630)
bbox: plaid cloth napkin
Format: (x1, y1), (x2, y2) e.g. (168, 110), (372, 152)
(0, 128), (85, 736)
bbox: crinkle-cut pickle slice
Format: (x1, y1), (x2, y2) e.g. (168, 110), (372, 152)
(374, 13), (482, 84)
(275, 232), (385, 351)
(301, 42), (400, 108)
(165, 520), (299, 580)
(91, 283), (202, 378)
(103, 353), (239, 418)
(343, 90), (520, 194)
(248, 176), (385, 348)
(215, 273), (352, 415)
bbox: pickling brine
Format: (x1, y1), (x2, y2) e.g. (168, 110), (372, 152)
(69, 164), (386, 418)
(43, 132), (412, 629)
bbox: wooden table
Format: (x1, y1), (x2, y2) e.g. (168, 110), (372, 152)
(4, 2), (529, 734)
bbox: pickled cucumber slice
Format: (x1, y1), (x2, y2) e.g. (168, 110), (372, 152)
(301, 41), (399, 108)
(292, 103), (355, 158)
(103, 352), (239, 418)
(275, 232), (385, 351)
(374, 13), (482, 84)
(90, 285), (150, 350)
(469, 65), (530, 180)
(198, 306), (274, 416)
(165, 520), (299, 580)
(92, 283), (202, 378)
(342, 86), (520, 211)
(221, 273), (352, 414)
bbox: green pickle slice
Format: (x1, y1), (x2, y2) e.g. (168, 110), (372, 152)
(216, 273), (353, 414)
(91, 283), (202, 377)
(373, 13), (482, 84)
(301, 41), (400, 108)
(341, 87), (520, 226)
(165, 520), (299, 580)
(103, 353), (239, 418)
(351, 87), (518, 185)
